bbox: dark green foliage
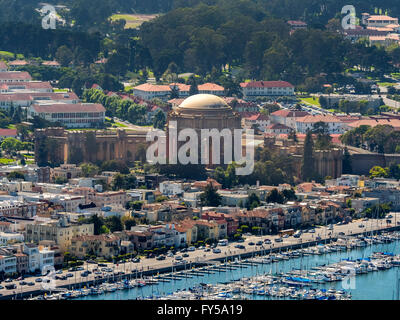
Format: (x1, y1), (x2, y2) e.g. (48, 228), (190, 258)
(200, 183), (222, 207)
(301, 131), (315, 181)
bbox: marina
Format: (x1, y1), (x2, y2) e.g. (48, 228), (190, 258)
(25, 231), (400, 300)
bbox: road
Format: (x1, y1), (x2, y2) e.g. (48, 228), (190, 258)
(1, 213), (399, 299)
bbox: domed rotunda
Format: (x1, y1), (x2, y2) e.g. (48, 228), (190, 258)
(167, 94), (241, 165)
(168, 94), (241, 133)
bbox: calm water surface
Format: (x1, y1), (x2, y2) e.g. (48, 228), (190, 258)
(76, 240), (400, 300)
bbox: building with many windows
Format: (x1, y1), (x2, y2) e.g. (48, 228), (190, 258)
(28, 103), (106, 128)
(240, 81), (295, 100)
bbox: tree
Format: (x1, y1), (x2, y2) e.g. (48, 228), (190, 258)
(80, 163), (99, 177)
(266, 188), (284, 204)
(247, 193), (260, 210)
(7, 171), (25, 180)
(342, 147), (352, 174)
(56, 45), (74, 67)
(153, 109), (166, 130)
(188, 76), (199, 96)
(369, 166), (389, 179)
(135, 144), (147, 163)
(122, 216), (136, 230)
(200, 183), (222, 207)
(82, 214), (105, 235)
(301, 131), (315, 181)
(54, 176), (68, 184)
(104, 216), (123, 233)
(1, 137), (23, 154)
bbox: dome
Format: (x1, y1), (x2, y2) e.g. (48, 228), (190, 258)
(178, 94), (230, 110)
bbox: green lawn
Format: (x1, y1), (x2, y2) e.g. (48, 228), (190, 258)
(112, 122), (128, 128)
(0, 158), (16, 165)
(0, 51), (24, 60)
(378, 82), (397, 87)
(110, 14), (159, 29)
(301, 97), (321, 107)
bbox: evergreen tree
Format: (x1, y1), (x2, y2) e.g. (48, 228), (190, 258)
(342, 147), (352, 174)
(266, 188), (284, 204)
(301, 131), (315, 181)
(188, 76), (199, 96)
(200, 183), (222, 207)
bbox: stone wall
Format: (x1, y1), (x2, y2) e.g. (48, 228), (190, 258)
(35, 128), (148, 165)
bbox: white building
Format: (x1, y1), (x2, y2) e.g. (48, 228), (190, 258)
(0, 254), (17, 274)
(0, 232), (24, 245)
(362, 13), (399, 28)
(240, 81), (295, 100)
(23, 243), (40, 273)
(294, 114), (345, 134)
(0, 71), (32, 83)
(39, 247), (54, 272)
(159, 181), (184, 196)
(28, 103), (106, 128)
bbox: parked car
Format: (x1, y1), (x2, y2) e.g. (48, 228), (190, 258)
(264, 239), (271, 244)
(358, 224), (365, 228)
(274, 238), (283, 242)
(156, 255), (166, 261)
(66, 273), (74, 278)
(97, 263), (107, 267)
(188, 246), (195, 251)
(175, 255), (183, 261)
(182, 253), (189, 258)
(248, 242), (255, 246)
(212, 248), (221, 254)
(256, 241), (263, 245)
(35, 278), (42, 283)
(26, 282), (34, 286)
(132, 258), (140, 263)
(166, 252), (174, 257)
(235, 244), (245, 249)
(5, 284), (16, 290)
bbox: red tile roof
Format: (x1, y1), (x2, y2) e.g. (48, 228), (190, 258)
(0, 72), (32, 81)
(267, 123), (291, 130)
(0, 129), (17, 136)
(42, 61), (60, 66)
(296, 114), (341, 123)
(5, 81), (53, 90)
(32, 103), (105, 113)
(8, 60), (28, 66)
(346, 118), (400, 129)
(134, 83), (171, 92)
(246, 113), (269, 121)
(287, 20), (307, 26)
(198, 83), (224, 91)
(271, 109), (309, 117)
(366, 15), (398, 21)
